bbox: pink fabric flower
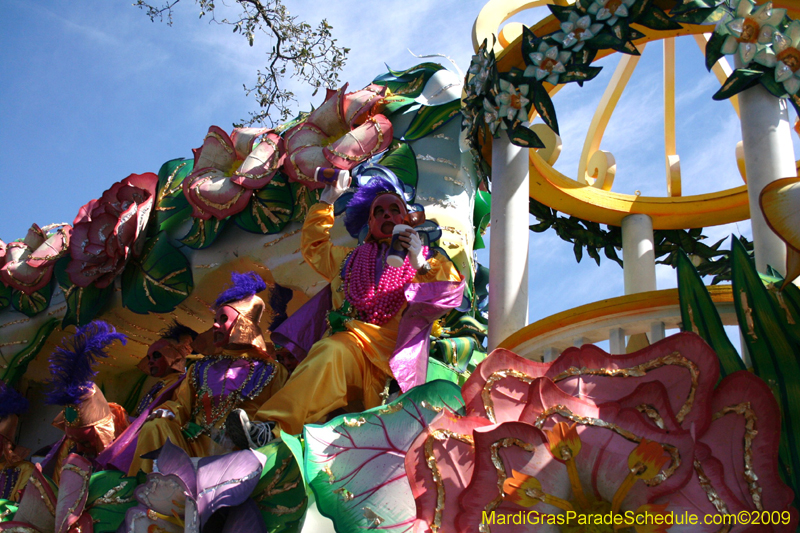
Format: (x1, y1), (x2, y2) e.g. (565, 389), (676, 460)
(0, 223), (71, 294)
(183, 126), (285, 220)
(66, 173), (158, 288)
(407, 333), (798, 532)
(283, 83), (393, 188)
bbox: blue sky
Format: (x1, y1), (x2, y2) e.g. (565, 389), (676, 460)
(1, 0), (787, 334)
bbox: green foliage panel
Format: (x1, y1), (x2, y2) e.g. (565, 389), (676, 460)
(379, 141), (417, 190)
(253, 440), (308, 533)
(122, 232), (194, 314)
(0, 318), (59, 387)
(372, 62), (446, 99)
(54, 256), (115, 328)
(85, 470), (140, 533)
(11, 277), (55, 318)
(180, 217), (228, 250)
(235, 173), (295, 235)
(402, 100), (461, 141)
(155, 158), (195, 233)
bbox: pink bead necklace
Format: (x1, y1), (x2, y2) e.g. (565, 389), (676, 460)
(343, 241), (426, 325)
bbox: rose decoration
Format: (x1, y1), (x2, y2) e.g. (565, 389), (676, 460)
(183, 126), (285, 220)
(0, 223), (70, 294)
(405, 333), (797, 532)
(66, 173), (158, 288)
(282, 83), (393, 188)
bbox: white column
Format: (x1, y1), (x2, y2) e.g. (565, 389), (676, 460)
(738, 83), (792, 275)
(488, 130), (530, 350)
(622, 214), (657, 294)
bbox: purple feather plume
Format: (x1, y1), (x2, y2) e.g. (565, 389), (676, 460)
(0, 382), (29, 419)
(344, 176), (404, 238)
(45, 320), (127, 406)
(214, 272), (267, 309)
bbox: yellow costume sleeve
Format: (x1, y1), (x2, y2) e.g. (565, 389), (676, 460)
(157, 369), (194, 427)
(414, 251), (463, 284)
(301, 202), (353, 282)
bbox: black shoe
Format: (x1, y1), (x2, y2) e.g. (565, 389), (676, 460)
(226, 409), (275, 449)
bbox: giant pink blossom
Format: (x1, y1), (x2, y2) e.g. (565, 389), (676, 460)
(0, 223), (70, 294)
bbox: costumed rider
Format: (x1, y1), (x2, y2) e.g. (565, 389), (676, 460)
(0, 382), (34, 502)
(127, 271), (288, 475)
(42, 321), (130, 484)
(131, 321), (198, 418)
(226, 165), (465, 448)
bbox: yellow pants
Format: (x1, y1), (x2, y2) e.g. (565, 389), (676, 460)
(127, 417), (225, 476)
(255, 331), (391, 435)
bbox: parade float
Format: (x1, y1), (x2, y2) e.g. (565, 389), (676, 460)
(1, 0), (800, 531)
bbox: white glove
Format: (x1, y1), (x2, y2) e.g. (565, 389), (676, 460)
(147, 408), (175, 421)
(319, 169), (351, 205)
(405, 229), (428, 271)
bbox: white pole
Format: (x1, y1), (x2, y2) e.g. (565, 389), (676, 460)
(738, 83), (792, 275)
(488, 129), (530, 350)
(622, 214), (657, 294)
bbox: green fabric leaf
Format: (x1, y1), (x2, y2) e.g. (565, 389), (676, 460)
(713, 69), (763, 100)
(531, 82), (559, 134)
(547, 4), (574, 21)
(676, 251), (745, 379)
(430, 336), (483, 372)
(373, 62), (446, 98)
(381, 95), (417, 116)
(587, 31), (640, 55)
(426, 358), (461, 385)
(730, 237), (800, 504)
(86, 470), (140, 533)
(634, 5), (682, 30)
(402, 100), (462, 141)
(629, 0), (652, 22)
(379, 141), (418, 189)
(304, 381), (463, 533)
(669, 0), (713, 15)
(673, 6), (723, 24)
(54, 256), (114, 328)
(473, 190), (491, 250)
(155, 158), (195, 233)
(253, 440), (308, 533)
(0, 317), (58, 386)
(0, 283), (10, 312)
(280, 432), (307, 487)
(0, 499), (18, 522)
(234, 174), (295, 235)
(705, 31), (727, 72)
(759, 71), (788, 98)
(560, 64), (604, 86)
(179, 217), (228, 249)
(507, 123), (545, 148)
(121, 232), (193, 314)
(289, 182), (322, 222)
(11, 277), (55, 317)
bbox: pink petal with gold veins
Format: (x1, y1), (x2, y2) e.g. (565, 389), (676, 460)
(405, 412), (492, 533)
(194, 126), (237, 172)
(184, 167), (252, 220)
(323, 115), (394, 170)
(54, 454), (92, 533)
(343, 84), (387, 127)
(231, 132), (285, 190)
(288, 145), (328, 186)
(26, 226), (71, 268)
(0, 259), (52, 294)
(306, 85), (349, 137)
(699, 371), (798, 529)
(284, 122), (328, 154)
(230, 127), (269, 160)
(22, 224), (47, 250)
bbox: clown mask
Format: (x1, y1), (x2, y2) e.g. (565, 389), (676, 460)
(213, 305), (240, 347)
(145, 339), (187, 377)
(368, 193), (408, 240)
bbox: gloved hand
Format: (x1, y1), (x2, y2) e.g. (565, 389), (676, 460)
(319, 169), (351, 205)
(398, 228), (428, 271)
(147, 408), (175, 421)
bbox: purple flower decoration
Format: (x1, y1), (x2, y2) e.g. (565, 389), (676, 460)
(123, 439), (268, 532)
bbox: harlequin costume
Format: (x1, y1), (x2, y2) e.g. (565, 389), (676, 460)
(0, 383), (34, 502)
(235, 168), (464, 440)
(127, 272), (288, 475)
(40, 321), (130, 484)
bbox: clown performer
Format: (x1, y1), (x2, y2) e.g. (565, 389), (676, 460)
(0, 383), (34, 502)
(126, 271), (288, 475)
(226, 166), (465, 448)
(41, 321), (130, 484)
(131, 320), (197, 418)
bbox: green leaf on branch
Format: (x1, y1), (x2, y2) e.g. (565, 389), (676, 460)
(507, 123), (545, 148)
(547, 4), (574, 21)
(705, 31), (727, 71)
(154, 158), (195, 233)
(372, 62), (446, 98)
(669, 0), (713, 15)
(122, 232), (193, 314)
(379, 141), (418, 189)
(634, 5), (682, 30)
(234, 174), (295, 235)
(381, 94), (417, 116)
(11, 277), (55, 317)
(531, 82), (559, 134)
(713, 69), (763, 100)
(559, 64), (604, 86)
(179, 217), (228, 249)
(402, 99), (461, 141)
(759, 71), (788, 98)
(673, 6), (723, 24)
(54, 256), (114, 328)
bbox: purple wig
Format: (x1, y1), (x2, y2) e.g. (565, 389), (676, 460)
(159, 320), (198, 342)
(344, 176), (407, 238)
(0, 382), (28, 419)
(214, 271), (267, 309)
(45, 321), (127, 406)
(267, 283), (294, 331)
